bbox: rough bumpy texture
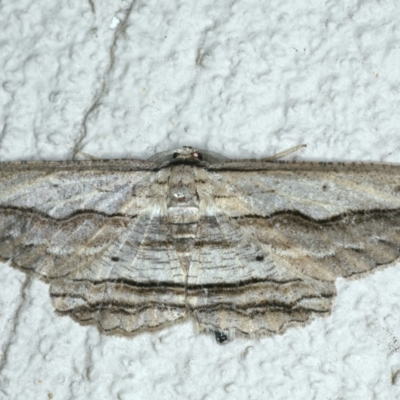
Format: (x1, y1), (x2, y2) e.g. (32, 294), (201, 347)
(2, 0), (400, 398)
(1, 147), (399, 341)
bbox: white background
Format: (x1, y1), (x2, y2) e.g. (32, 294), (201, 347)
(1, 0), (400, 399)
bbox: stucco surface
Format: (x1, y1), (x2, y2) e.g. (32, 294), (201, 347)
(1, 1), (400, 399)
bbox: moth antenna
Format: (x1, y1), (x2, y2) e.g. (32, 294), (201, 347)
(76, 151), (100, 161)
(261, 144), (307, 161)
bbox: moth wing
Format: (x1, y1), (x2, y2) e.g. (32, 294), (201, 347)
(187, 163), (400, 337)
(186, 212), (336, 337)
(0, 160), (158, 218)
(207, 161), (400, 219)
(0, 163), (187, 335)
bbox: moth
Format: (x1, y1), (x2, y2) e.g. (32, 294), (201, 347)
(0, 146), (399, 344)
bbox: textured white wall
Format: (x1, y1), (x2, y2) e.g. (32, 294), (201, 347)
(1, 0), (400, 399)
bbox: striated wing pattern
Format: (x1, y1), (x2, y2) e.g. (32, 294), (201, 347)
(1, 148), (400, 342)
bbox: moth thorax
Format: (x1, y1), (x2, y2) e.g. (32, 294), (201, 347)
(171, 187), (191, 201)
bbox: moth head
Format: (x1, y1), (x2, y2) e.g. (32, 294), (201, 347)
(148, 146), (228, 166)
(172, 146), (204, 161)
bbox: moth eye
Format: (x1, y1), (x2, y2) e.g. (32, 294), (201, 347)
(111, 257), (120, 262)
(256, 255), (264, 261)
(172, 152), (179, 159)
(192, 152), (203, 160)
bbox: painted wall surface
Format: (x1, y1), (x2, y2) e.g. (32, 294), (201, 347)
(1, 1), (400, 399)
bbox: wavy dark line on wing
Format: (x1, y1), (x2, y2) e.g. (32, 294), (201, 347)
(69, 276), (305, 289)
(233, 208), (400, 223)
(0, 206), (137, 221)
(56, 302), (187, 314)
